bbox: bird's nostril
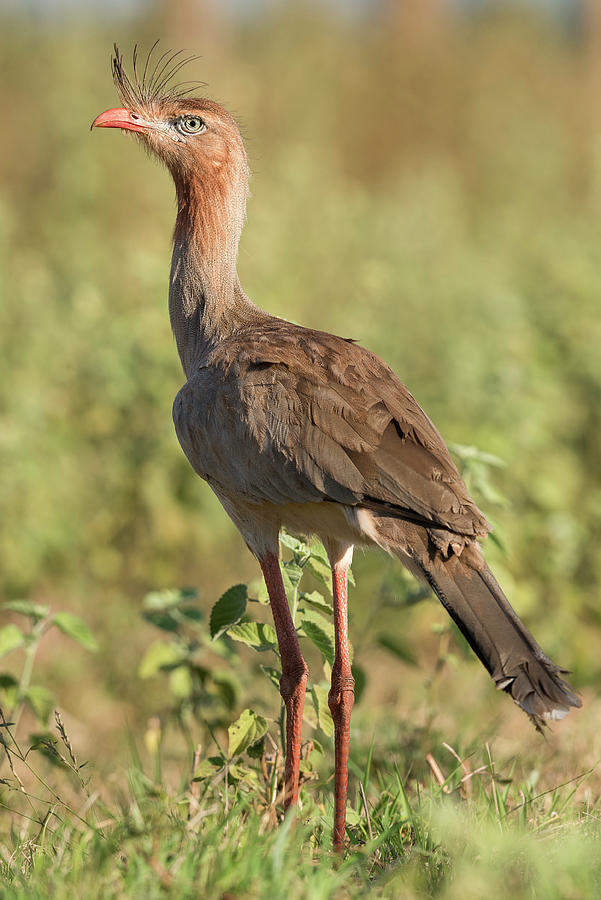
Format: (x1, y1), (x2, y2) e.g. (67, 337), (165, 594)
(130, 112), (139, 120)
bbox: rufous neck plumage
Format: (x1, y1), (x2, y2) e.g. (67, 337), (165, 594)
(167, 138), (264, 376)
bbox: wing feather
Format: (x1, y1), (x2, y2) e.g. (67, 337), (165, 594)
(174, 322), (490, 538)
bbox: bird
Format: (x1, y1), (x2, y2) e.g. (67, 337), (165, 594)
(92, 46), (580, 852)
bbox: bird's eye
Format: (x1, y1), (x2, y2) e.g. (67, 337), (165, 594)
(177, 115), (206, 135)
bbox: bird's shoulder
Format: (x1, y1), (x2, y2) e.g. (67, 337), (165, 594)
(207, 319), (384, 378)
(204, 319), (452, 460)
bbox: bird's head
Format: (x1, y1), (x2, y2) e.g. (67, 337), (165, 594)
(92, 45), (249, 236)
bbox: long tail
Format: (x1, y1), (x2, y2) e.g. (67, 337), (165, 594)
(417, 553), (581, 726)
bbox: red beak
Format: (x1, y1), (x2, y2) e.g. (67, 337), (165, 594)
(91, 107), (153, 134)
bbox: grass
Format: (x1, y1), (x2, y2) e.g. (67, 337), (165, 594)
(1, 547), (600, 897)
(1, 718), (600, 899)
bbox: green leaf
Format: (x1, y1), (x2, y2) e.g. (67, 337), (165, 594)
(301, 620), (335, 666)
(249, 578), (271, 605)
(227, 621), (278, 653)
(284, 562), (303, 587)
(474, 474), (509, 508)
(449, 442), (506, 469)
(2, 600), (48, 621)
(305, 555), (332, 592)
(143, 588), (199, 611)
(0, 673), (18, 708)
(210, 585), (247, 639)
(301, 607), (334, 630)
(141, 589), (203, 630)
(306, 541), (355, 587)
(299, 590), (333, 615)
(141, 609), (181, 632)
(227, 763), (260, 785)
(351, 663), (367, 703)
(138, 640), (183, 678)
(489, 530), (507, 553)
(199, 630), (235, 659)
(192, 758), (223, 780)
(207, 754), (225, 767)
(227, 708), (269, 758)
(308, 541), (329, 563)
(169, 665), (193, 699)
(52, 613), (98, 652)
(279, 533), (308, 554)
(0, 624), (24, 658)
(279, 566), (296, 600)
(299, 759), (315, 776)
(377, 633), (417, 667)
(259, 665), (281, 688)
(246, 736), (265, 759)
(258, 560), (297, 601)
(303, 702), (318, 729)
(24, 685), (56, 724)
(301, 607), (335, 633)
(345, 807), (362, 826)
(311, 684), (333, 738)
(178, 606), (204, 624)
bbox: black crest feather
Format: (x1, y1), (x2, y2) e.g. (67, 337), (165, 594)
(111, 43), (206, 111)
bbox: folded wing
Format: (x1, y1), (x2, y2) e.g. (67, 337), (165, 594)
(174, 322), (489, 540)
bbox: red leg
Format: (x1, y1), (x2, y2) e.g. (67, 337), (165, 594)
(259, 553), (308, 809)
(328, 550), (355, 852)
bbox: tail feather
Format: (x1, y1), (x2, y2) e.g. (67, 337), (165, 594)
(418, 556), (581, 726)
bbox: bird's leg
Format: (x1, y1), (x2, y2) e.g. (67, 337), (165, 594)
(328, 547), (355, 853)
(259, 552), (308, 809)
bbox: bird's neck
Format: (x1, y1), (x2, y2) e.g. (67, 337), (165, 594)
(169, 169), (264, 377)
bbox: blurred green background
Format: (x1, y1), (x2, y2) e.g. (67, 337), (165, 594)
(1, 0), (600, 777)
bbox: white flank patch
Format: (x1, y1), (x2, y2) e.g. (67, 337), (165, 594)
(543, 707), (569, 721)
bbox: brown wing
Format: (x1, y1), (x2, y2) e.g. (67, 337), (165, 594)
(174, 321), (489, 538)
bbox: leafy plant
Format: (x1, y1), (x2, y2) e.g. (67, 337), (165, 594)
(139, 534), (367, 801)
(0, 601), (97, 733)
(138, 587), (245, 748)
